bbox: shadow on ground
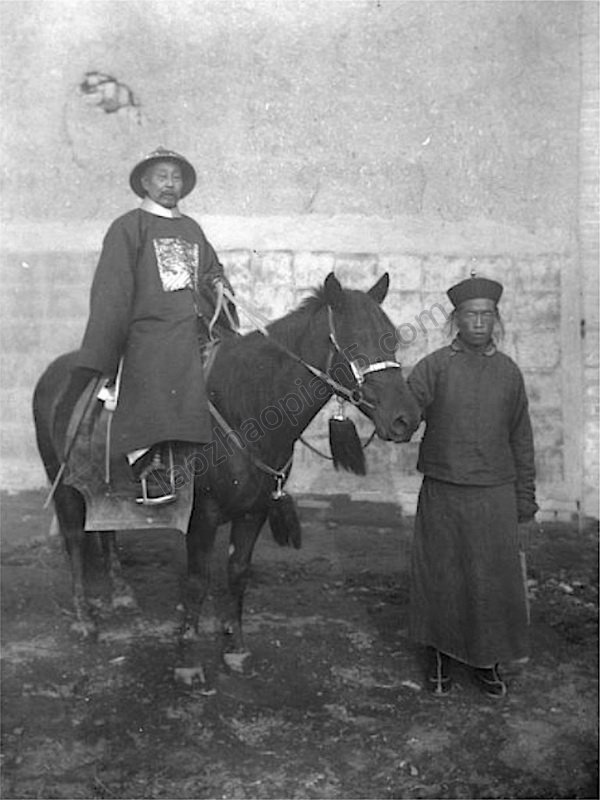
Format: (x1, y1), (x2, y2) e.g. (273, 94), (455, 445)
(1, 491), (598, 799)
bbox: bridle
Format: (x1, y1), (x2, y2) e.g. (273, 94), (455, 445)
(206, 288), (405, 484)
(325, 306), (402, 408)
(214, 283), (403, 409)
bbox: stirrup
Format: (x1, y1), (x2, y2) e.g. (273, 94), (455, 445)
(135, 446), (177, 506)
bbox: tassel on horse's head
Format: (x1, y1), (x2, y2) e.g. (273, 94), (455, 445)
(328, 401), (367, 476)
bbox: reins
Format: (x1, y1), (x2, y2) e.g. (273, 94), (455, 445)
(220, 285), (368, 407)
(221, 285), (402, 411)
(207, 286), (399, 480)
(207, 399), (293, 493)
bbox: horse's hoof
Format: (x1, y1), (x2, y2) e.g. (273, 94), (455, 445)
(111, 592), (139, 612)
(223, 650), (251, 673)
(174, 665), (215, 695)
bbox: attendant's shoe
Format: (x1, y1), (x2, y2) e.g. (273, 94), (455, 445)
(473, 664), (507, 698)
(135, 450), (176, 506)
(426, 648), (452, 696)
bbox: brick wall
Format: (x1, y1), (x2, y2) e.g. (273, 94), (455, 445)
(0, 238), (579, 517)
(0, 1), (596, 518)
(580, 1), (600, 516)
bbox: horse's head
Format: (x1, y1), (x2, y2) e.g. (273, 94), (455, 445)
(323, 272), (420, 443)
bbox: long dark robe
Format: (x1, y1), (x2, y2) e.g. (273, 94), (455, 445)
(409, 478), (529, 667)
(407, 338), (536, 667)
(77, 208), (225, 455)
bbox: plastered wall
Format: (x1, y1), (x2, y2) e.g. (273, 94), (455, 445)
(1, 0), (597, 517)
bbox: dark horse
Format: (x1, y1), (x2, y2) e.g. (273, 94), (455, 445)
(33, 273), (420, 672)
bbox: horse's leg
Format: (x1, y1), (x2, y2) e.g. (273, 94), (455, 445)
(181, 497), (220, 639)
(174, 496), (220, 688)
(53, 484), (97, 638)
(221, 510), (267, 672)
(99, 531), (138, 612)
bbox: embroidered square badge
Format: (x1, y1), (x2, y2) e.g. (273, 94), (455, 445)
(153, 237), (199, 292)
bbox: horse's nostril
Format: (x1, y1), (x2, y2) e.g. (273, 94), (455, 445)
(391, 416), (412, 441)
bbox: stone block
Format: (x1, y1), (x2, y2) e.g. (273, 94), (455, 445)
(400, 332), (430, 368)
(378, 253), (422, 292)
(421, 325), (448, 355)
(391, 440), (420, 474)
(514, 332), (560, 370)
(531, 410), (564, 450)
(420, 255), (468, 293)
(293, 251), (336, 288)
(414, 293), (452, 340)
(359, 439), (394, 475)
(514, 291), (561, 330)
(300, 403), (336, 438)
(535, 448), (564, 484)
(383, 291), (422, 338)
(332, 254), (379, 287)
(218, 250), (253, 295)
(523, 371), (563, 409)
(513, 254), (562, 293)
(499, 334), (518, 363)
(584, 332), (600, 368)
(252, 281), (296, 322)
(251, 251), (294, 286)
(465, 256), (514, 290)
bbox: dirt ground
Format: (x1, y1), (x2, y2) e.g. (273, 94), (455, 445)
(1, 490), (598, 800)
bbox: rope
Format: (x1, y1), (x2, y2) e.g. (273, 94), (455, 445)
(219, 285), (380, 460)
(208, 400), (292, 482)
(221, 286), (372, 409)
(298, 427), (377, 461)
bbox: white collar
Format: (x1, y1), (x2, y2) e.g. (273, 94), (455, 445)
(139, 197), (182, 218)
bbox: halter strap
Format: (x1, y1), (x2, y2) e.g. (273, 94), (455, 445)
(208, 399), (293, 483)
(222, 286), (374, 409)
(327, 307), (402, 387)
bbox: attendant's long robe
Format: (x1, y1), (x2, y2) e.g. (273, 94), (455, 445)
(407, 337), (538, 667)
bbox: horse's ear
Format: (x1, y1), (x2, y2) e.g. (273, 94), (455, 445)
(324, 272), (344, 309)
(367, 273), (390, 305)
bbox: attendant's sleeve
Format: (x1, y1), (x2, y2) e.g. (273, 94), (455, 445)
(509, 369), (539, 521)
(407, 354), (437, 420)
(76, 217), (137, 378)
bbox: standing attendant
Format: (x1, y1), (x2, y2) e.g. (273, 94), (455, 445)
(56, 147), (236, 505)
(407, 275), (538, 697)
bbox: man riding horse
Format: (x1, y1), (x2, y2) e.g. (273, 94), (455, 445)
(56, 147), (236, 505)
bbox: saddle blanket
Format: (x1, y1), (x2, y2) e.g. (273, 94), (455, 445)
(63, 380), (194, 534)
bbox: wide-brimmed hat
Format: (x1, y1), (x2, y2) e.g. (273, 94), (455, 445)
(129, 147), (197, 198)
(447, 276), (503, 308)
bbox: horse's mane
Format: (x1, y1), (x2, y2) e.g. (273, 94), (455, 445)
(267, 286), (327, 343)
(211, 285), (330, 423)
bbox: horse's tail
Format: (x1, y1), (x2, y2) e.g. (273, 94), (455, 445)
(32, 351), (79, 483)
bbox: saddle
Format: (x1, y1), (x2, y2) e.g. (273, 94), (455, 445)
(62, 379), (194, 534)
